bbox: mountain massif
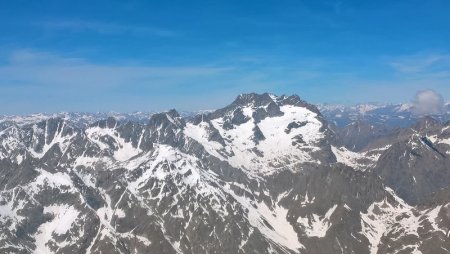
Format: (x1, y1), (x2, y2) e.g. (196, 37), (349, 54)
(1, 93), (450, 254)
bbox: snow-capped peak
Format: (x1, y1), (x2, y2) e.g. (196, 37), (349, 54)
(184, 93), (330, 176)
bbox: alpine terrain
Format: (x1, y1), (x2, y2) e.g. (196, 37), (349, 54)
(1, 93), (450, 254)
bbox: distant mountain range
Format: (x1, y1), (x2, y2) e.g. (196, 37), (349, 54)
(3, 101), (449, 129)
(318, 102), (450, 128)
(1, 93), (450, 254)
(0, 111), (212, 127)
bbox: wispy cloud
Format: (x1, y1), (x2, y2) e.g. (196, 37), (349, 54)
(1, 49), (449, 113)
(388, 52), (450, 74)
(0, 49), (232, 90)
(37, 20), (179, 37)
(0, 49), (247, 113)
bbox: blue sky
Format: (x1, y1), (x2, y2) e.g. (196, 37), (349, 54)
(1, 0), (450, 114)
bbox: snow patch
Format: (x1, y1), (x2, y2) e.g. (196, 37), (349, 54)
(33, 205), (80, 253)
(296, 204), (337, 238)
(360, 188), (420, 254)
(85, 126), (141, 161)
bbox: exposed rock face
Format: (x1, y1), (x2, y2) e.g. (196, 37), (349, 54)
(330, 120), (391, 152)
(370, 117), (450, 205)
(1, 93), (450, 254)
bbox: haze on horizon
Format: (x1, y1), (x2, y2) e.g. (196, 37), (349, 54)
(1, 0), (449, 114)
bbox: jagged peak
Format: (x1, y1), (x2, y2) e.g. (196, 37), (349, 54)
(148, 109), (185, 128)
(193, 92), (326, 127)
(166, 109), (181, 118)
(278, 94), (302, 104)
(412, 116), (442, 131)
(91, 116), (119, 129)
(232, 92), (276, 107)
(28, 117), (79, 137)
(35, 116), (66, 125)
(232, 93), (306, 107)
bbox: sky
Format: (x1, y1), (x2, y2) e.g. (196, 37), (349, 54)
(1, 0), (450, 114)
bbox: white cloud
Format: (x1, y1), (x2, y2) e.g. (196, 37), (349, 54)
(412, 89), (445, 115)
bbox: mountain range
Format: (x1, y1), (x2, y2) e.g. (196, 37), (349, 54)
(319, 102), (450, 128)
(1, 93), (450, 254)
